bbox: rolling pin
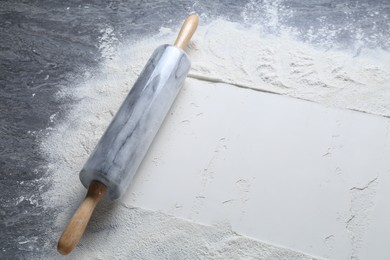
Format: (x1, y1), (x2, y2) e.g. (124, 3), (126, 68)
(57, 14), (199, 255)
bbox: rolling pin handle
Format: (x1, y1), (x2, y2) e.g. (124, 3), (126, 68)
(57, 181), (107, 255)
(174, 14), (199, 49)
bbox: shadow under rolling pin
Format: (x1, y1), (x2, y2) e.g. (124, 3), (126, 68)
(57, 14), (199, 255)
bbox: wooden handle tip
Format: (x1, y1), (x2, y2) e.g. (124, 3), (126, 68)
(174, 14), (199, 49)
(57, 181), (107, 255)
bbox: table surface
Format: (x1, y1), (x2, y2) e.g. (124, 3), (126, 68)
(1, 0), (390, 259)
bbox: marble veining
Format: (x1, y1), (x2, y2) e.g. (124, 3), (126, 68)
(80, 45), (191, 199)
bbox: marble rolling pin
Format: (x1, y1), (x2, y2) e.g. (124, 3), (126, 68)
(57, 14), (199, 255)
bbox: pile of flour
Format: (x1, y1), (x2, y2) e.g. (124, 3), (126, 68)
(41, 16), (389, 259)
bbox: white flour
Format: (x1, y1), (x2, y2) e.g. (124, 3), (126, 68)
(109, 19), (390, 117)
(41, 16), (389, 259)
(69, 203), (316, 259)
(189, 21), (390, 117)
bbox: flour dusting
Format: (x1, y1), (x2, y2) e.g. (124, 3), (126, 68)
(113, 20), (390, 117)
(69, 203), (316, 259)
(189, 21), (390, 117)
(41, 13), (389, 259)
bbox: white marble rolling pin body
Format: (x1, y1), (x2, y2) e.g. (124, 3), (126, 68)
(57, 15), (198, 256)
(80, 44), (191, 199)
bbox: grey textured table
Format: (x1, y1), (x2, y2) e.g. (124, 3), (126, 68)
(1, 0), (389, 259)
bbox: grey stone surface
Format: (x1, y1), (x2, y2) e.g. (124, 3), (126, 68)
(0, 0), (389, 259)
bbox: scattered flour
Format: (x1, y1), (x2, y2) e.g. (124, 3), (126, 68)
(111, 20), (390, 117)
(41, 15), (390, 259)
(70, 203), (316, 259)
(190, 21), (390, 117)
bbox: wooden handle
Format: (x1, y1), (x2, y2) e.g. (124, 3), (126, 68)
(174, 14), (199, 49)
(57, 181), (107, 255)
